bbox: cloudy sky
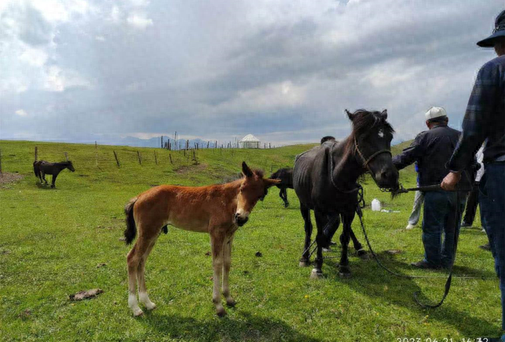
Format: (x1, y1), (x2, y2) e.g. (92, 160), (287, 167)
(0, 0), (503, 146)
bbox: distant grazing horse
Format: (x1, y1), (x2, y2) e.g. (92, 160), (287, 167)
(124, 162), (280, 317)
(269, 168), (293, 207)
(33, 160), (75, 188)
(294, 109), (399, 278)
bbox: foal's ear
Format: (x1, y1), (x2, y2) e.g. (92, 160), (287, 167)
(345, 109), (355, 121)
(380, 109), (388, 120)
(242, 161), (254, 178)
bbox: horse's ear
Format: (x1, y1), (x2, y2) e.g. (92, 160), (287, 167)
(345, 109), (355, 121)
(242, 161), (253, 178)
(381, 109), (388, 120)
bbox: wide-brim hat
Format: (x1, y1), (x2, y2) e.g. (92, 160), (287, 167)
(477, 10), (505, 47)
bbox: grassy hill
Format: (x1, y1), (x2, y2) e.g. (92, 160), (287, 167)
(0, 140), (498, 342)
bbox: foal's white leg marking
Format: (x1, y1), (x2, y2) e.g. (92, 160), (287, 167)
(128, 293), (143, 316)
(139, 292), (156, 310)
(137, 239), (157, 311)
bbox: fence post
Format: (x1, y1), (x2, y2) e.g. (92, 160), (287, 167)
(95, 141), (98, 167)
(137, 151), (142, 165)
(154, 151), (158, 165)
(113, 151), (120, 168)
(169, 154), (173, 164)
(0, 149), (2, 174)
(64, 152), (68, 161)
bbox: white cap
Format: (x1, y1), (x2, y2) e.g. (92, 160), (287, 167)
(425, 106), (447, 120)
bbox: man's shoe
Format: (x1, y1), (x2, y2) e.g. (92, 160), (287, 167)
(411, 260), (439, 269)
(405, 224), (415, 230)
(479, 243), (491, 251)
(461, 222), (472, 228)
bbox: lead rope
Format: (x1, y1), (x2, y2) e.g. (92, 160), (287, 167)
(357, 184), (489, 308)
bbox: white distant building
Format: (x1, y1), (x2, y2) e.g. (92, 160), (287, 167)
(239, 134), (260, 149)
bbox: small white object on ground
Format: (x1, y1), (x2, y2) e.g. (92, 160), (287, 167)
(371, 199), (381, 211)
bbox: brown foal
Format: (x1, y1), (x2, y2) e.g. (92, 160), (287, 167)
(124, 162), (279, 317)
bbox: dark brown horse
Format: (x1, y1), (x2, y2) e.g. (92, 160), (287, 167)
(294, 109), (399, 278)
(33, 160), (75, 188)
(124, 162), (279, 317)
(269, 168), (293, 207)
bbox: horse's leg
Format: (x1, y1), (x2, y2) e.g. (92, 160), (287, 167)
(349, 228), (367, 257)
(127, 233), (152, 316)
(311, 210), (328, 278)
(42, 172), (47, 184)
(51, 173), (58, 188)
(299, 204), (313, 267)
(339, 212), (355, 278)
(137, 237), (158, 311)
(210, 230), (226, 316)
(281, 188), (289, 207)
(222, 235), (235, 307)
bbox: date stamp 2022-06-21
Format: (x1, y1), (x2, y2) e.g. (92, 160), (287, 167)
(396, 338), (494, 342)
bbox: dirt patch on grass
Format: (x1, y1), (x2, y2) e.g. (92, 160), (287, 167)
(175, 163), (208, 175)
(0, 173), (24, 186)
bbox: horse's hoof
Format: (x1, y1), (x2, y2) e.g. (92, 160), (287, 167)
(357, 249), (369, 259)
(216, 308), (227, 317)
(284, 202), (289, 208)
(310, 268), (323, 279)
(133, 308), (144, 317)
(226, 299), (236, 307)
(299, 259), (310, 267)
(338, 266), (351, 278)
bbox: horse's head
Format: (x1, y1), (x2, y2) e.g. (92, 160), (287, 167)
(235, 162), (280, 226)
(66, 161), (75, 172)
(346, 109), (399, 190)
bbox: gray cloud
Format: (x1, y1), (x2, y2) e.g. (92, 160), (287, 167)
(0, 0), (503, 146)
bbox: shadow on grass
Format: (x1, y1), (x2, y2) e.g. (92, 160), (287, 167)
(322, 250), (499, 338)
(143, 310), (321, 342)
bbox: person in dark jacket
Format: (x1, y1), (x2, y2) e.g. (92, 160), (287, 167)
(394, 107), (466, 269)
(442, 10), (505, 341)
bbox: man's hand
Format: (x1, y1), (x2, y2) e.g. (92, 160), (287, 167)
(441, 171), (461, 191)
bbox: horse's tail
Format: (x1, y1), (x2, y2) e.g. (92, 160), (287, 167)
(124, 197), (138, 245)
(33, 161), (40, 178)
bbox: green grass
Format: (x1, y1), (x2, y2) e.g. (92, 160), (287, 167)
(0, 140), (499, 341)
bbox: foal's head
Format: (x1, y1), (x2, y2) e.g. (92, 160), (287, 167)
(235, 162), (280, 226)
(346, 109), (399, 190)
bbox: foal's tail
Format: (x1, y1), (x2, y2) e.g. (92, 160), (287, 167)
(124, 197), (138, 245)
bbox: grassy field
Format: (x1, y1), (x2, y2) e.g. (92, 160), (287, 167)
(0, 140), (499, 341)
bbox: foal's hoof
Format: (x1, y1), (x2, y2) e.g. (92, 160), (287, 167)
(338, 266), (352, 278)
(145, 302), (157, 311)
(310, 268), (323, 279)
(299, 258), (310, 267)
(133, 308), (144, 317)
(226, 299), (236, 307)
(216, 308), (227, 317)
(284, 202), (290, 208)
